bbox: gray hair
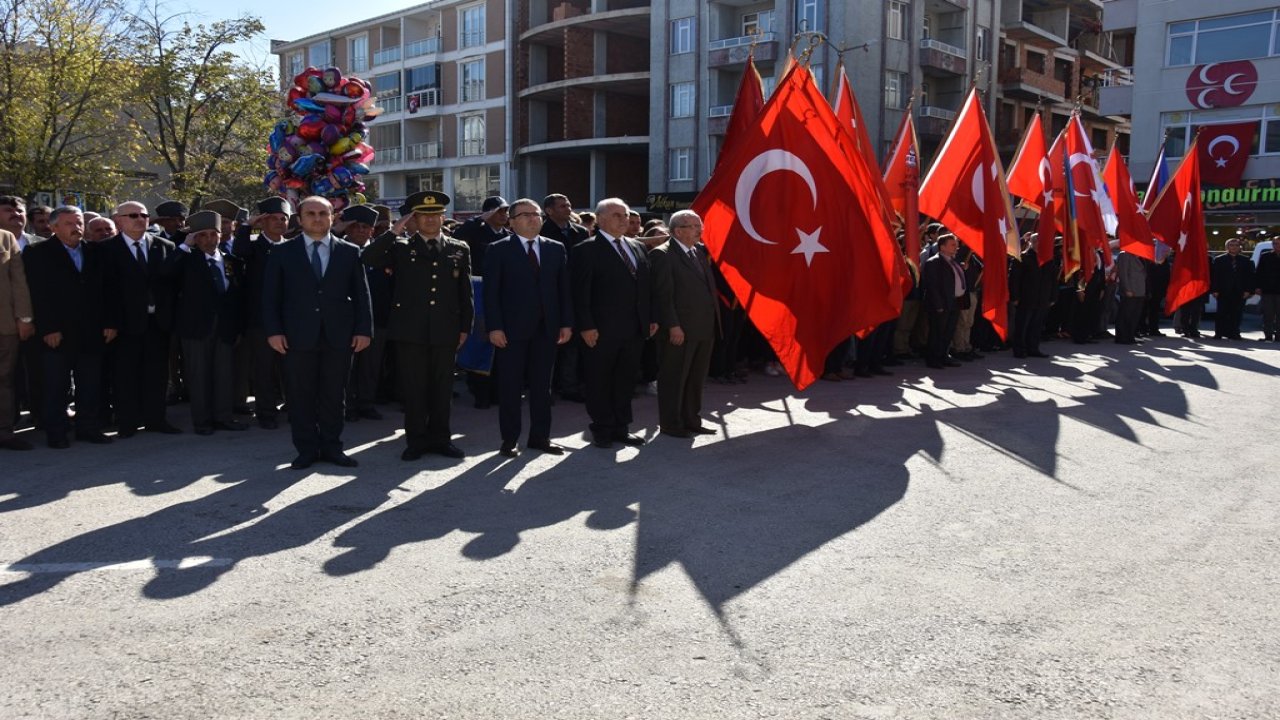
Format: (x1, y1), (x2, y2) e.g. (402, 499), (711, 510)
(595, 197), (628, 215)
(48, 206), (84, 225)
(669, 209), (701, 229)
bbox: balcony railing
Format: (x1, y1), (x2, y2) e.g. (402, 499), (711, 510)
(1099, 66), (1133, 87)
(460, 139), (486, 157)
(406, 88), (440, 111)
(709, 31), (776, 50)
(373, 46), (401, 66)
(377, 146), (402, 164)
(709, 104), (733, 118)
(378, 95), (403, 114)
(407, 141), (443, 161)
(918, 106), (957, 121)
(406, 37), (440, 58)
(920, 37), (966, 57)
(349, 57), (369, 73)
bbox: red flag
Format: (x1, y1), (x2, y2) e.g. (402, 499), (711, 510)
(1102, 145), (1155, 261)
(883, 109), (922, 265)
(1005, 112), (1057, 266)
(692, 64), (899, 390)
(1197, 121), (1257, 186)
(833, 63), (877, 170)
(716, 56), (765, 173)
(1048, 117), (1118, 277)
(918, 89), (1019, 340)
(1147, 135), (1210, 315)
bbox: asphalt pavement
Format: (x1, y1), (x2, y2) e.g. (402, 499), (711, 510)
(2, 327), (1278, 719)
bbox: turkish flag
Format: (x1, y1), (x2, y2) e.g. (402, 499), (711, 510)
(1102, 145), (1155, 261)
(1005, 112), (1057, 266)
(918, 88), (1020, 340)
(883, 109), (921, 266)
(1048, 117), (1118, 278)
(1147, 136), (1210, 315)
(716, 56), (765, 173)
(692, 64), (899, 390)
(1197, 121), (1257, 186)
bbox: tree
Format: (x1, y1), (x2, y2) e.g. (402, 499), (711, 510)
(0, 0), (132, 197)
(123, 6), (278, 206)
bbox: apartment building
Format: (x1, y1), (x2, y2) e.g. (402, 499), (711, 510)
(272, 0), (509, 213)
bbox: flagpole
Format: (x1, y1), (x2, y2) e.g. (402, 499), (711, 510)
(1145, 128), (1201, 216)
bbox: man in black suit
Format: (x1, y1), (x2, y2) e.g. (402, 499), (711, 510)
(484, 197), (573, 457)
(572, 197), (655, 448)
(263, 196), (372, 469)
(105, 201), (181, 437)
(163, 211), (247, 436)
(921, 233), (965, 370)
(1008, 234), (1054, 359)
(152, 201), (187, 243)
(22, 206), (118, 448)
(451, 195), (509, 410)
(1211, 238), (1255, 340)
(231, 197), (292, 429)
(362, 191), (473, 461)
(337, 204), (390, 422)
(650, 210), (718, 438)
(540, 193), (590, 403)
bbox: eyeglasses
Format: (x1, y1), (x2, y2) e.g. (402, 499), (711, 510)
(511, 212), (542, 219)
(120, 212), (149, 219)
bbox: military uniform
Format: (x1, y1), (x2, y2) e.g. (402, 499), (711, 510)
(361, 192), (473, 456)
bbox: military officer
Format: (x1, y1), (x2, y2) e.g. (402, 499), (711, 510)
(361, 191), (474, 460)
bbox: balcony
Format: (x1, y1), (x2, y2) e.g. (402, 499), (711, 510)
(916, 105), (957, 137)
(378, 95), (403, 114)
(373, 46), (401, 66)
(406, 88), (440, 112)
(521, 6), (650, 46)
(709, 104), (733, 118)
(1003, 19), (1067, 48)
(928, 0), (969, 9)
(406, 37), (440, 59)
(407, 141), (442, 161)
(1097, 65), (1133, 117)
(519, 72), (650, 101)
(919, 38), (967, 75)
(375, 146), (402, 165)
(998, 65), (1066, 103)
(708, 34), (778, 68)
(349, 57), (369, 73)
(460, 139), (487, 157)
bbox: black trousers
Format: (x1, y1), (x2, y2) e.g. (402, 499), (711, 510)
(284, 344), (352, 457)
(656, 333), (713, 432)
(1215, 293), (1246, 338)
(495, 330), (557, 444)
(854, 323), (892, 372)
(13, 336), (43, 427)
(926, 307), (958, 364)
(398, 341), (456, 451)
(182, 334), (235, 431)
(347, 327), (387, 411)
(824, 337), (851, 374)
(113, 319), (172, 431)
(1115, 295), (1145, 344)
(244, 327), (284, 421)
(583, 333), (642, 440)
(1011, 301), (1046, 355)
(42, 345), (102, 440)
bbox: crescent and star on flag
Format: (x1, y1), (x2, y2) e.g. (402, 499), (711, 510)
(733, 149), (829, 267)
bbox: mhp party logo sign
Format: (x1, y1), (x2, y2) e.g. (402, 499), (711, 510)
(1186, 60), (1258, 109)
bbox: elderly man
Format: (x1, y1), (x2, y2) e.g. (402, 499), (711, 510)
(921, 233), (965, 370)
(105, 201), (180, 436)
(152, 201), (187, 242)
(0, 227), (34, 450)
(264, 196), (371, 469)
(22, 207), (118, 448)
(362, 191), (472, 461)
(650, 209), (718, 438)
(484, 197), (573, 457)
(572, 198), (655, 448)
(86, 217), (117, 242)
(1211, 238), (1255, 341)
(164, 211), (246, 435)
(1256, 240), (1280, 342)
(1114, 249), (1147, 345)
(337, 204), (390, 422)
(0, 196), (42, 430)
(232, 196), (293, 429)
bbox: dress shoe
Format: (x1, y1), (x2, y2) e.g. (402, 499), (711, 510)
(660, 428), (691, 438)
(321, 452), (358, 467)
(258, 417), (279, 430)
(428, 443), (466, 459)
(359, 407), (383, 420)
(688, 426), (717, 435)
(820, 372), (842, 382)
(591, 437), (613, 449)
(498, 443), (519, 458)
(401, 447), (425, 461)
(616, 434), (645, 447)
(194, 426), (214, 436)
(526, 440), (565, 455)
(1, 436), (34, 451)
(145, 422), (183, 435)
(47, 437), (70, 449)
(967, 351), (985, 360)
(76, 432), (113, 444)
(290, 453), (317, 470)
(214, 420), (249, 431)
(233, 404), (253, 416)
(117, 428), (137, 438)
(558, 391), (586, 403)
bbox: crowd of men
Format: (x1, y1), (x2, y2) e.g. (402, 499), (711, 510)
(1, 191), (1277, 463)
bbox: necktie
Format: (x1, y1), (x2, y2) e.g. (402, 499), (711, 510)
(208, 258), (226, 294)
(133, 241), (146, 268)
(615, 238), (636, 276)
(311, 241), (324, 279)
(426, 238), (438, 257)
(527, 239), (539, 272)
(688, 247), (704, 276)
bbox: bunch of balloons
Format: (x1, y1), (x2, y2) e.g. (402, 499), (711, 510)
(264, 66), (381, 211)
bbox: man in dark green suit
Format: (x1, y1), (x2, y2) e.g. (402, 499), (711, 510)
(362, 191), (474, 460)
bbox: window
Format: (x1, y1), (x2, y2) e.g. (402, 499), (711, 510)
(976, 27), (990, 62)
(407, 170), (444, 193)
(460, 4), (485, 49)
(460, 59), (485, 103)
(287, 52), (304, 80)
(308, 40), (330, 68)
(453, 164), (501, 212)
(885, 71), (905, 109)
(888, 2), (906, 41)
(1167, 10), (1277, 66)
(348, 35), (368, 73)
(671, 17), (694, 54)
(797, 0), (820, 33)
(461, 114), (486, 156)
(919, 80), (930, 107)
(742, 11), (775, 37)
(374, 72), (401, 97)
(669, 148), (692, 181)
(1026, 49), (1046, 74)
(1160, 108), (1274, 158)
(671, 81), (695, 118)
(407, 64), (441, 92)
(921, 15), (931, 40)
(762, 75), (777, 98)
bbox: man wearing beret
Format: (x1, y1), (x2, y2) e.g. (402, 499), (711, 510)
(362, 190), (473, 460)
(152, 201), (188, 244)
(338, 204), (389, 422)
(163, 211), (246, 435)
(263, 196), (372, 469)
(231, 196), (293, 429)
